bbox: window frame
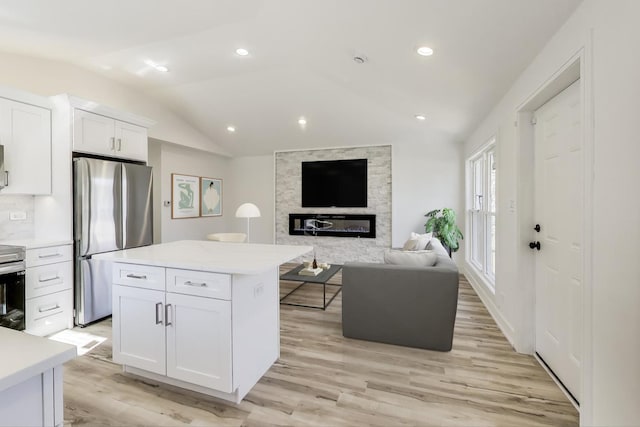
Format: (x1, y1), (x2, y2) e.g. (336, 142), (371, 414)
(466, 137), (497, 289)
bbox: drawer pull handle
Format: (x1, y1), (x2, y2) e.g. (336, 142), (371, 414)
(155, 302), (163, 325)
(39, 253), (62, 259)
(39, 275), (60, 283)
(126, 274), (148, 280)
(184, 281), (207, 287)
(39, 304), (60, 313)
(165, 304), (172, 326)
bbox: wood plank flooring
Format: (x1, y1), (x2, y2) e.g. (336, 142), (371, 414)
(62, 266), (578, 426)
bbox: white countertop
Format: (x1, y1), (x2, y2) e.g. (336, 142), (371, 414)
(0, 328), (76, 392)
(0, 238), (72, 249)
(93, 240), (313, 274)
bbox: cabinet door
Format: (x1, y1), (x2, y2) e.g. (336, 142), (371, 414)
(112, 285), (166, 375)
(0, 99), (51, 194)
(73, 109), (116, 157)
(114, 121), (148, 162)
(166, 293), (232, 392)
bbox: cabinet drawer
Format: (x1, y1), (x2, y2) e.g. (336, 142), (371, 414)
(166, 269), (231, 300)
(25, 289), (73, 337)
(26, 261), (73, 299)
(26, 245), (72, 268)
(113, 263), (165, 291)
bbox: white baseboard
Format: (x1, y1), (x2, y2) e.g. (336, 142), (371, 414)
(462, 264), (519, 352)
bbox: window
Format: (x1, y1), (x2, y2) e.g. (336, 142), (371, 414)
(467, 138), (496, 288)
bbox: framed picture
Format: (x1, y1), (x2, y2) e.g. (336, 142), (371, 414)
(171, 173), (200, 219)
(201, 177), (222, 217)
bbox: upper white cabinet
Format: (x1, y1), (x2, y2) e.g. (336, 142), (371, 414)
(73, 109), (148, 162)
(0, 97), (51, 195)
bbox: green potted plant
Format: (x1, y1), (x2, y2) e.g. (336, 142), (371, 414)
(424, 208), (463, 257)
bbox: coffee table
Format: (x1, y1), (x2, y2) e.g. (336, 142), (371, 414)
(279, 264), (342, 310)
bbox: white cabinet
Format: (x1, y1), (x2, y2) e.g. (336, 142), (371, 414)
(166, 292), (232, 392)
(112, 264), (233, 393)
(112, 285), (166, 375)
(73, 109), (148, 162)
(0, 98), (51, 194)
(24, 244), (74, 337)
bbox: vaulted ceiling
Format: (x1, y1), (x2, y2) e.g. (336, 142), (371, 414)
(0, 0), (581, 156)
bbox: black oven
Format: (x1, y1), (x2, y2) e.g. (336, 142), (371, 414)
(0, 246), (26, 331)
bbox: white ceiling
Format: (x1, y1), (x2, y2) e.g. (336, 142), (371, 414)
(0, 0), (581, 156)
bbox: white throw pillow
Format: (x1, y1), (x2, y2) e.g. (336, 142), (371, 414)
(384, 249), (438, 267)
(410, 232), (433, 250)
(402, 238), (419, 251)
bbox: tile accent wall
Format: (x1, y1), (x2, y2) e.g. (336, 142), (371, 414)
(275, 146), (391, 264)
(0, 196), (35, 240)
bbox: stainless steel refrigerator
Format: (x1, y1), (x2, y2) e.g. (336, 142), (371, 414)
(74, 157), (153, 326)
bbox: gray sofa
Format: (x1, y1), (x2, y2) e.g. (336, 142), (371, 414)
(342, 238), (459, 351)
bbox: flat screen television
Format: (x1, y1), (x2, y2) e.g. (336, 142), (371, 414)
(301, 159), (367, 207)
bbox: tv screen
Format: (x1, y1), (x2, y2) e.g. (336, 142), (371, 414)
(301, 159), (367, 207)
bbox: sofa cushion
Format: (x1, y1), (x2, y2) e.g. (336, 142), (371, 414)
(410, 232), (433, 250)
(384, 249), (438, 267)
(402, 238), (419, 250)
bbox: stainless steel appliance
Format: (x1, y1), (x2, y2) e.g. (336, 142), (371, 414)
(74, 157), (153, 326)
(0, 245), (26, 330)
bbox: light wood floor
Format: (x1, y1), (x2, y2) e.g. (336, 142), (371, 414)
(62, 266), (578, 426)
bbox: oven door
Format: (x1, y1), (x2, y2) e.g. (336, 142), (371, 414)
(0, 263), (26, 331)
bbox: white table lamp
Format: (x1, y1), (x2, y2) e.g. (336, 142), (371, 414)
(235, 202), (261, 243)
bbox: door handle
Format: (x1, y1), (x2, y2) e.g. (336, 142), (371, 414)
(110, 137), (115, 150)
(117, 138), (122, 151)
(155, 302), (163, 325)
(165, 304), (172, 326)
(534, 224), (541, 232)
(529, 241), (541, 251)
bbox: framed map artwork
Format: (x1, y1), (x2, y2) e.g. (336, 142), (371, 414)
(171, 173), (200, 219)
(201, 177), (222, 217)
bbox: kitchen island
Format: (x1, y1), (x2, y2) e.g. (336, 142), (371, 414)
(94, 240), (311, 403)
(0, 327), (76, 427)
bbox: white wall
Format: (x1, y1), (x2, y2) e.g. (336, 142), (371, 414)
(392, 138), (463, 260)
(462, 1), (640, 424)
(151, 141), (230, 243)
(227, 155), (275, 244)
(0, 51), (228, 157)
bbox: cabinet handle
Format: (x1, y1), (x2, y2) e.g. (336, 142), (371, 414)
(184, 280), (207, 287)
(110, 137), (115, 150)
(117, 138), (122, 151)
(39, 304), (60, 313)
(155, 302), (163, 325)
(39, 253), (62, 259)
(165, 304), (172, 326)
(38, 275), (61, 283)
(126, 273), (147, 280)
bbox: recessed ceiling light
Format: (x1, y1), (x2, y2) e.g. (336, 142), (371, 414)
(227, 126), (236, 132)
(415, 114), (426, 121)
(236, 48), (249, 56)
(416, 46), (434, 56)
(298, 117), (307, 125)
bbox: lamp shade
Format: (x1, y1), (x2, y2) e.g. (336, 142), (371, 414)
(235, 203), (261, 218)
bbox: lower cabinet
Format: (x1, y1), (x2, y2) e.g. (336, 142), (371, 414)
(112, 283), (232, 392)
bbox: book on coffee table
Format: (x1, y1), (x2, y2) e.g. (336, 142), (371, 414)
(298, 267), (324, 276)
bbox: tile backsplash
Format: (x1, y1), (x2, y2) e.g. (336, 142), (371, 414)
(0, 196), (35, 240)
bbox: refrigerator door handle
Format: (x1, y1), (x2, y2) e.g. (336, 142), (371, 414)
(76, 159), (92, 256)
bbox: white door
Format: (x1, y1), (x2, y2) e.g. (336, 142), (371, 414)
(73, 109), (116, 156)
(0, 99), (51, 194)
(112, 285), (166, 375)
(114, 121), (148, 162)
(166, 292), (232, 392)
(534, 80), (582, 401)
